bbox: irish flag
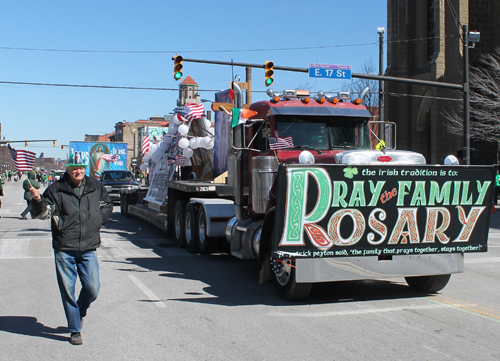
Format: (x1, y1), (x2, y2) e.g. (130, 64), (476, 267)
(231, 108), (258, 128)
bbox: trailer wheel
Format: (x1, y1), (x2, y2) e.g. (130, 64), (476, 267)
(174, 201), (188, 248)
(272, 258), (312, 301)
(197, 206), (217, 254)
(405, 274), (451, 293)
(185, 203), (199, 254)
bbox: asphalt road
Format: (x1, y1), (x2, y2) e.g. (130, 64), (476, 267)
(0, 176), (499, 361)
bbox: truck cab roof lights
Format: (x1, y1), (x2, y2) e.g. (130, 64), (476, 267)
(325, 95), (338, 104)
(315, 91), (326, 103)
(267, 88), (281, 103)
(353, 98), (362, 105)
(338, 92), (350, 100)
(301, 97), (310, 104)
(282, 89), (310, 99)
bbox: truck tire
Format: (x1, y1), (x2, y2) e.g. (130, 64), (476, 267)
(174, 201), (188, 248)
(185, 203), (199, 254)
(405, 274), (451, 293)
(197, 206), (217, 254)
(272, 258), (312, 301)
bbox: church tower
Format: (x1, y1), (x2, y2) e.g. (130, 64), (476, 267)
(177, 76), (200, 106)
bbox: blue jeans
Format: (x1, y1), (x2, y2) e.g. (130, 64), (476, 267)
(54, 250), (100, 333)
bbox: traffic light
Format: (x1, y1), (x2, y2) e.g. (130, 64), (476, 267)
(25, 141), (28, 147)
(173, 55), (183, 81)
(265, 61), (274, 86)
(53, 140), (56, 147)
(61, 145), (64, 150)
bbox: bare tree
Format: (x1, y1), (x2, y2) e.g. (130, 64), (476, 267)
(444, 48), (500, 158)
(341, 59), (380, 108)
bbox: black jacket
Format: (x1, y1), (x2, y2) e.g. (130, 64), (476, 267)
(31, 173), (113, 251)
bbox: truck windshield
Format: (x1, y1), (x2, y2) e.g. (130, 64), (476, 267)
(102, 172), (134, 181)
(275, 115), (370, 150)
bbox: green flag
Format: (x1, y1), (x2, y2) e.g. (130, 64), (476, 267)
(231, 108), (241, 128)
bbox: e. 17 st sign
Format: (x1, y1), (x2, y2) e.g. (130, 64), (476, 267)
(308, 63), (352, 79)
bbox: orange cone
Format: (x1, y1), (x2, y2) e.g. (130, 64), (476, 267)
(492, 203), (496, 214)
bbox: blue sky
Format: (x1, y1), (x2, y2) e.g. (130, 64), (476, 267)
(0, 0), (387, 160)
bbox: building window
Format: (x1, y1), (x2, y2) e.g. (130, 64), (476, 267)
(428, 0), (435, 60)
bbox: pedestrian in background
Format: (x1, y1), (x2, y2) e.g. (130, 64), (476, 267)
(30, 155), (112, 345)
(0, 174), (3, 218)
(20, 171), (40, 220)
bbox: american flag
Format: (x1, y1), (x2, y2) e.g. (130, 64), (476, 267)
(141, 125), (150, 155)
(8, 144), (36, 171)
(184, 103), (206, 122)
(268, 136), (294, 150)
(172, 105), (191, 117)
(101, 153), (119, 162)
(167, 155), (186, 167)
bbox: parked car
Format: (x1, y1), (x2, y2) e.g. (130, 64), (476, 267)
(100, 170), (140, 203)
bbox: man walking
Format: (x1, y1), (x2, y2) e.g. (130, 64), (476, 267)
(21, 171), (40, 219)
(30, 155), (112, 345)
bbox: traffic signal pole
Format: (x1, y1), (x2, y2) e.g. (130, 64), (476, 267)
(0, 139), (57, 145)
(177, 57), (464, 90)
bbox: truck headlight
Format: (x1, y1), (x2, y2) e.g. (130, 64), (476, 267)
(299, 150), (315, 164)
(444, 155), (459, 165)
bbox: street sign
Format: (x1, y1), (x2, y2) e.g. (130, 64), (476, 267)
(308, 63), (352, 79)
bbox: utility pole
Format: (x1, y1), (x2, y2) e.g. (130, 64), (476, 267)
(462, 24), (470, 165)
(245, 67), (252, 105)
(377, 27), (385, 140)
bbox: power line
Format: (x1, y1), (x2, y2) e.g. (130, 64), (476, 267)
(0, 43), (378, 54)
(0, 34), (459, 55)
(0, 80), (207, 91)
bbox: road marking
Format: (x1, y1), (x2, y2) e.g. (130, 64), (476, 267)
(269, 304), (444, 317)
(428, 295), (500, 322)
(0, 209), (12, 214)
(128, 274), (167, 309)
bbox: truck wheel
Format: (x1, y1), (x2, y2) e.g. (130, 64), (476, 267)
(405, 274), (451, 293)
(197, 206), (217, 254)
(271, 258), (312, 301)
(174, 201), (188, 248)
(185, 203), (199, 254)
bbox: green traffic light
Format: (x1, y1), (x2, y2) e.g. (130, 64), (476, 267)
(174, 72), (182, 80)
(265, 78), (273, 86)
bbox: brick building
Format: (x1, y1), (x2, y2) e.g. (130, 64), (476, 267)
(112, 115), (171, 169)
(386, 0), (500, 164)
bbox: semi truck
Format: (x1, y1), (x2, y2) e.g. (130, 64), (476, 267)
(121, 83), (494, 300)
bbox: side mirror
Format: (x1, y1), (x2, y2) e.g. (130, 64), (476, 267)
(370, 121), (397, 150)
